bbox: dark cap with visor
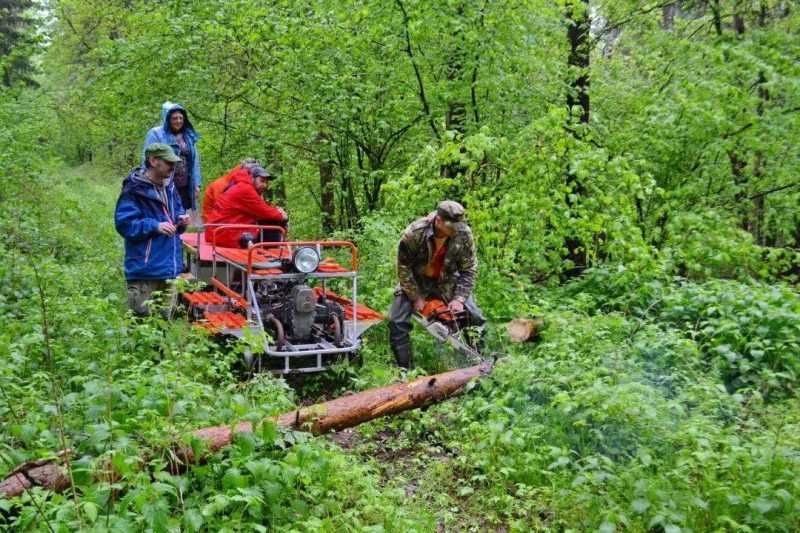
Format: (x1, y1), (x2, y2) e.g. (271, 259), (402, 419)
(249, 165), (274, 179)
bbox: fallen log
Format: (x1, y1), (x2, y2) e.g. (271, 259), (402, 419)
(506, 317), (545, 343)
(1, 360), (493, 499)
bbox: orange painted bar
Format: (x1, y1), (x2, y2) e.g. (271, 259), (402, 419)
(248, 241), (358, 274)
(205, 224), (286, 248)
(210, 277), (247, 309)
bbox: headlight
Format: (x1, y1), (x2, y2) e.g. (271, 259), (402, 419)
(292, 247), (320, 273)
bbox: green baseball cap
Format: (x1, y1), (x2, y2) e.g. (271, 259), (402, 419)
(144, 143), (181, 163)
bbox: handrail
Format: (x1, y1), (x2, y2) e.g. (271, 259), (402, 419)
(203, 223), (287, 249)
(247, 241), (358, 274)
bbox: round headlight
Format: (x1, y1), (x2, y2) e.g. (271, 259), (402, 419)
(293, 247), (320, 273)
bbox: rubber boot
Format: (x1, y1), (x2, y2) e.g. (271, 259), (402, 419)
(391, 342), (413, 368)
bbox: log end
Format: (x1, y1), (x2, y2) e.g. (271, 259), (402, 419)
(506, 318), (545, 343)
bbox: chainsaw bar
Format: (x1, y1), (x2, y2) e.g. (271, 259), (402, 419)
(412, 313), (483, 363)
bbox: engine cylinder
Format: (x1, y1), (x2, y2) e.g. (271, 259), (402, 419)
(290, 285), (316, 338)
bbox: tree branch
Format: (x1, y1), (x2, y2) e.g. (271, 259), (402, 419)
(748, 182), (798, 200)
(592, 2), (676, 46)
(394, 0), (440, 140)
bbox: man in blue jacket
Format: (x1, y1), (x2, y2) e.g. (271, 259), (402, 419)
(116, 143), (190, 317)
(142, 102), (201, 216)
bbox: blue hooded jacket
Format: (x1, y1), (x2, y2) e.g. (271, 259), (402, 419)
(115, 167), (186, 281)
(142, 102), (201, 209)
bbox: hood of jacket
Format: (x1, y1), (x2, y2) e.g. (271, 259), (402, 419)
(161, 102), (200, 143)
(120, 167), (173, 204)
(231, 170), (256, 187)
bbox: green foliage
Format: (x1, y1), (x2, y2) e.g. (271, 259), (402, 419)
(2, 0), (800, 530)
(382, 112), (655, 278)
(0, 162), (423, 531)
(562, 268), (800, 397)
(0, 0), (40, 87)
(39, 0), (800, 279)
(408, 276), (800, 530)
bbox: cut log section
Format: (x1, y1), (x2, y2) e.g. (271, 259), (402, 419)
(506, 317), (545, 342)
(1, 361), (494, 499)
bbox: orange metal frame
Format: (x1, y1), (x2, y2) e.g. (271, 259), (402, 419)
(246, 241), (358, 275)
(207, 224), (287, 248)
(210, 277), (248, 309)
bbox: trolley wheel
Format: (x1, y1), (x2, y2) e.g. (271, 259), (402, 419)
(347, 351), (363, 367)
(331, 314), (343, 347)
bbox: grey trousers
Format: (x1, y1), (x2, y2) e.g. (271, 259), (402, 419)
(126, 280), (177, 319)
(388, 291), (486, 350)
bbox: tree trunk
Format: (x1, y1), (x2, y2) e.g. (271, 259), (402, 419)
(265, 148), (286, 206)
(563, 0), (590, 278)
(602, 27), (621, 61)
(442, 2), (468, 179)
(795, 210), (800, 248)
(1, 361), (494, 499)
(566, 0), (590, 126)
(395, 0), (439, 140)
(752, 71), (768, 245)
(661, 2), (679, 30)
(729, 148), (749, 232)
(710, 0), (723, 36)
(733, 0), (746, 37)
(317, 132), (335, 233)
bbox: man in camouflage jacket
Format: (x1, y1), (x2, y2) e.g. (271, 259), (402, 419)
(389, 200), (486, 367)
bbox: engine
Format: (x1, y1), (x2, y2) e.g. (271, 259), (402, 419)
(255, 280), (345, 344)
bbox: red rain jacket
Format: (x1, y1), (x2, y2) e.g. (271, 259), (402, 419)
(205, 173), (285, 248)
(202, 166), (245, 222)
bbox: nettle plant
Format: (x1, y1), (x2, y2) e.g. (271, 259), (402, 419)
(560, 268), (800, 398)
(428, 280), (799, 531)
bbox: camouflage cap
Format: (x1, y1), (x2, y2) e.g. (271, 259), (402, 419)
(240, 157), (261, 169)
(436, 200), (467, 230)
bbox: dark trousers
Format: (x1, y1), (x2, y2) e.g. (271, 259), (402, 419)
(176, 184), (192, 211)
(388, 289), (486, 366)
(256, 219), (288, 244)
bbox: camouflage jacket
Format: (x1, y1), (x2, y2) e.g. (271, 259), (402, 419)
(395, 213), (478, 303)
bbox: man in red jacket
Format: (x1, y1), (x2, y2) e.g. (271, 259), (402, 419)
(206, 165), (288, 248)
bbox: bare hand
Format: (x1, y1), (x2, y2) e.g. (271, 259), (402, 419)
(449, 299), (465, 313)
(413, 297), (426, 312)
(157, 222), (177, 236)
(177, 214), (191, 227)
(277, 207), (288, 221)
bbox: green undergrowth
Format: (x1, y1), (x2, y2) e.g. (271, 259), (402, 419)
(350, 273), (800, 531)
(1, 164), (799, 531)
(0, 165), (421, 531)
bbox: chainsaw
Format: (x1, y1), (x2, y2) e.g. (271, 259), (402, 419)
(412, 298), (482, 363)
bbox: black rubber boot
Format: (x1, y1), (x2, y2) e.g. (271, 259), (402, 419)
(391, 342), (413, 368)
